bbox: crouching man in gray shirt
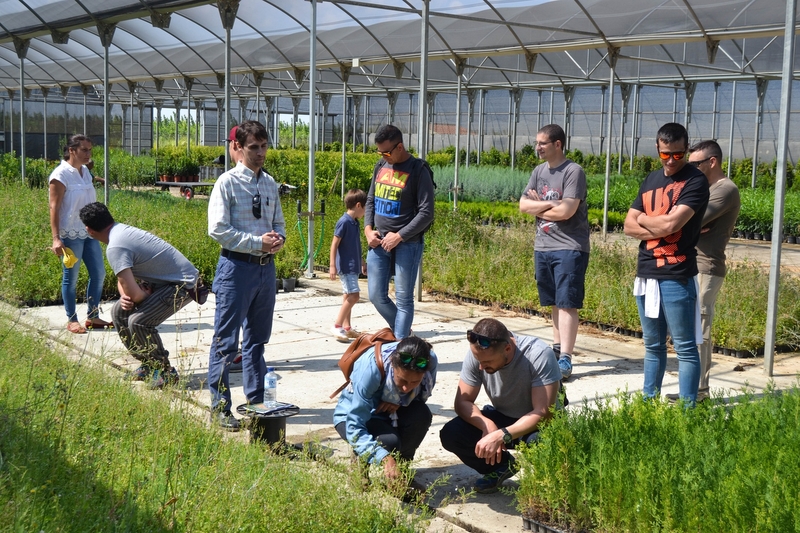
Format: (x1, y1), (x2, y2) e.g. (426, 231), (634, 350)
(80, 202), (200, 390)
(440, 318), (562, 494)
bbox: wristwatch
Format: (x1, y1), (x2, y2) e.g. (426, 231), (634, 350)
(501, 427), (513, 445)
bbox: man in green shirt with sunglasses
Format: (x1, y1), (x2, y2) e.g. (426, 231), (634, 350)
(440, 318), (562, 493)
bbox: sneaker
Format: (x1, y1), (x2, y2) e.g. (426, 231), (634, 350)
(149, 367), (179, 390)
(128, 365), (152, 382)
(666, 391), (710, 404)
(474, 461), (517, 494)
(558, 357), (573, 380)
(345, 328), (361, 339)
(331, 326), (351, 343)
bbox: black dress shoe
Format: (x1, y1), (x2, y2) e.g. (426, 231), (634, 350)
(212, 410), (241, 432)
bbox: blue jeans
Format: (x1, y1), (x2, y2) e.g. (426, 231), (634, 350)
(60, 236), (106, 322)
(208, 256), (276, 411)
(367, 240), (424, 340)
(636, 278), (700, 403)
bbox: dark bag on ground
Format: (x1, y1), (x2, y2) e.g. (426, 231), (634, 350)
(187, 280), (210, 305)
(329, 327), (397, 398)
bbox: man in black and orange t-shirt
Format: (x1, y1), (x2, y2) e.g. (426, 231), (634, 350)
(624, 122), (709, 405)
(365, 124), (435, 340)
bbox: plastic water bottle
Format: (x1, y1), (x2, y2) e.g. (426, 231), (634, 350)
(264, 367), (278, 406)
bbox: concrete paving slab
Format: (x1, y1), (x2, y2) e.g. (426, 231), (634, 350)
(10, 273), (800, 533)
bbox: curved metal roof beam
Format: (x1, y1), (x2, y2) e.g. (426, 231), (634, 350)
(0, 33), (75, 88)
(65, 31), (135, 86)
(146, 12), (222, 76)
(331, 3), (397, 63)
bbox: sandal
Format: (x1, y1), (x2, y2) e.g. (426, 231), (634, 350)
(85, 318), (113, 330)
(67, 321), (87, 334)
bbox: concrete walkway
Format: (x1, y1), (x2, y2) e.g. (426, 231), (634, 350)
(12, 252), (800, 533)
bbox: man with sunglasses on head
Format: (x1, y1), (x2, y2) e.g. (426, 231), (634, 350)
(365, 124), (435, 340)
(519, 124), (590, 380)
(333, 336), (437, 482)
(624, 122), (709, 405)
(662, 140), (738, 404)
(440, 318), (561, 493)
(207, 120), (286, 431)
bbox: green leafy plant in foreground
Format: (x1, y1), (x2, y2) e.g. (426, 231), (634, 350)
(517, 389), (800, 532)
(0, 312), (423, 532)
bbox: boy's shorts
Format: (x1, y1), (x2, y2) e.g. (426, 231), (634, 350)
(339, 273), (360, 295)
(534, 250), (589, 309)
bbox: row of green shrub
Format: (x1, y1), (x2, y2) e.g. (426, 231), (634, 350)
(3, 183), (791, 352)
(0, 312), (423, 532)
(518, 388), (800, 532)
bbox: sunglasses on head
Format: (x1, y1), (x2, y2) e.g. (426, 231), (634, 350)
(397, 351), (429, 370)
(658, 150), (686, 161)
(467, 330), (506, 349)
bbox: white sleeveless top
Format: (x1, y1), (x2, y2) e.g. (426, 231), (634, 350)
(49, 159), (96, 239)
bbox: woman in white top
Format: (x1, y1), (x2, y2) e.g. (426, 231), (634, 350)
(49, 134), (110, 334)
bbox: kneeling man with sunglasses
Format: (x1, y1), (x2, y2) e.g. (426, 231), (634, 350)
(440, 318), (562, 493)
(334, 336), (437, 481)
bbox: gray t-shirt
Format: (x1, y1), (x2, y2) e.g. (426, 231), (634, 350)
(106, 223), (198, 289)
(696, 178), (740, 277)
(522, 159), (590, 253)
(460, 333), (561, 419)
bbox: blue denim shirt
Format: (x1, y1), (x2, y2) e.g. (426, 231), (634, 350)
(333, 342), (437, 465)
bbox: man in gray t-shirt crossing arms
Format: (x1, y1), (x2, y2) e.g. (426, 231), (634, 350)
(519, 124), (590, 380)
(80, 202), (201, 390)
(440, 318), (562, 493)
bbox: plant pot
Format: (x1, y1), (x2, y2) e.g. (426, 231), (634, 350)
(745, 232), (754, 240)
(788, 236), (797, 244)
(753, 233), (763, 240)
(282, 277), (297, 293)
(275, 278), (282, 293)
(764, 233), (771, 241)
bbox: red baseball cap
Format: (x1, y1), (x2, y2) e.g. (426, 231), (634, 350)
(227, 126), (238, 143)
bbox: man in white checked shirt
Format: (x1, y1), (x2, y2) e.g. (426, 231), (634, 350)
(207, 120), (286, 431)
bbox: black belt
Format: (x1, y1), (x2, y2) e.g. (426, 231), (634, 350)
(221, 249), (273, 265)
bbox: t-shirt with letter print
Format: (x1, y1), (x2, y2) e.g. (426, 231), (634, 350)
(333, 213), (362, 275)
(365, 156), (435, 243)
(522, 159), (590, 253)
(630, 165), (709, 280)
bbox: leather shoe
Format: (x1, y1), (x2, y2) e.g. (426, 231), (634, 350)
(212, 410), (241, 432)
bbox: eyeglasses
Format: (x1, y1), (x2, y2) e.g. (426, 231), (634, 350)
(376, 142), (400, 157)
(535, 141), (553, 147)
(252, 193), (262, 219)
(658, 151), (686, 161)
(689, 157), (712, 167)
(467, 330), (507, 349)
(396, 351), (429, 370)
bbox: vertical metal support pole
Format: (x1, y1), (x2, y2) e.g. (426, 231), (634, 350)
(630, 84), (640, 170)
(454, 75), (462, 210)
(19, 61), (26, 182)
(363, 96), (369, 153)
(130, 86), (135, 154)
(711, 81), (720, 141)
(602, 50), (618, 239)
(416, 0), (430, 301)
(42, 88), (48, 160)
(82, 87), (87, 135)
(548, 88), (554, 124)
(306, 0), (318, 278)
(672, 84), (679, 122)
(752, 79), (768, 188)
(765, 0), (797, 377)
(9, 91), (15, 155)
(341, 78), (348, 199)
(599, 85), (606, 154)
(225, 26), (231, 168)
(186, 84), (192, 155)
(727, 81), (736, 179)
(477, 89), (485, 163)
(536, 90), (542, 131)
(103, 44), (109, 204)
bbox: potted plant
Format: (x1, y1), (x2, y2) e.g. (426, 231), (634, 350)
(274, 260), (292, 292)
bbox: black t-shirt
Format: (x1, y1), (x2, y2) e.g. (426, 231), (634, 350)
(630, 164), (709, 279)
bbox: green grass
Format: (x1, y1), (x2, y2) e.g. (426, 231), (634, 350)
(0, 311), (425, 532)
(517, 388), (800, 532)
